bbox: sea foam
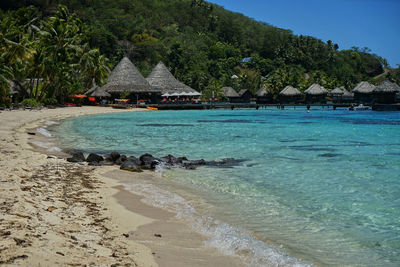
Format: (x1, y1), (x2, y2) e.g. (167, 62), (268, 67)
(123, 182), (312, 267)
(37, 127), (52, 137)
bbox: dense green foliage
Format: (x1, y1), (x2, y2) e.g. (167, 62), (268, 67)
(1, 0), (398, 105)
(0, 4), (109, 105)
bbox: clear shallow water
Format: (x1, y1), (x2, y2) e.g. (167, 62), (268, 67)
(54, 108), (400, 266)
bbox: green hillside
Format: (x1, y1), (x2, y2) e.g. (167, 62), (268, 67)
(1, 0), (398, 105)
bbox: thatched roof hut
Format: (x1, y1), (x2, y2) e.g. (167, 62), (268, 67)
(90, 87), (111, 97)
(279, 85), (302, 104)
(305, 84), (328, 95)
(330, 88), (344, 95)
(255, 87), (271, 97)
(352, 81), (375, 104)
(221, 87), (239, 97)
(102, 57), (156, 93)
(352, 81), (375, 94)
(255, 86), (272, 104)
(373, 80), (400, 104)
(146, 61), (200, 96)
(279, 86), (301, 96)
(304, 84), (328, 103)
(237, 89), (253, 103)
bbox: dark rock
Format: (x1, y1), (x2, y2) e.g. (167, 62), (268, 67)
(88, 161), (101, 166)
(66, 152), (85, 163)
(206, 158), (245, 168)
(176, 157), (188, 163)
(182, 159), (206, 169)
(86, 153), (104, 163)
(115, 155), (127, 165)
(120, 160), (142, 172)
(139, 154), (160, 170)
(160, 154), (178, 165)
(109, 152), (120, 162)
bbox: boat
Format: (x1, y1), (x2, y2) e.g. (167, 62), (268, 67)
(348, 104), (370, 111)
(146, 106), (158, 111)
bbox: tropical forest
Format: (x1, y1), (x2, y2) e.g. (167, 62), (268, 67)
(1, 0), (399, 106)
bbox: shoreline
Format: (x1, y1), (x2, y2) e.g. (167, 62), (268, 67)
(0, 106), (244, 266)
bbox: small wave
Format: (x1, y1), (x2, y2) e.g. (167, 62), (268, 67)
(37, 128), (52, 137)
(123, 183), (312, 267)
(48, 146), (62, 152)
(45, 120), (58, 125)
(30, 141), (53, 149)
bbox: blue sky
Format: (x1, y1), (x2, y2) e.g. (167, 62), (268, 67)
(207, 0), (400, 67)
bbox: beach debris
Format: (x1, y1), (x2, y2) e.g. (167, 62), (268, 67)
(46, 206), (57, 212)
(86, 153), (104, 163)
(154, 233), (162, 238)
(66, 152), (85, 163)
(122, 233), (129, 238)
(56, 251), (65, 256)
(27, 132), (36, 135)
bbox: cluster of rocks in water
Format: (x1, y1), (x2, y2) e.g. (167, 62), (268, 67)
(67, 151), (244, 172)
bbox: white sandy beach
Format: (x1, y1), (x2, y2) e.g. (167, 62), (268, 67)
(0, 106), (244, 266)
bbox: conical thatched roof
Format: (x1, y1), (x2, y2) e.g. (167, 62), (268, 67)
(373, 80), (400, 93)
(305, 84), (328, 95)
(330, 87), (344, 95)
(102, 57), (156, 93)
(238, 89), (250, 96)
(352, 81), (375, 94)
(279, 85), (302, 96)
(343, 89), (353, 98)
(146, 61), (199, 95)
(91, 87), (111, 97)
(221, 87), (239, 97)
(85, 80), (99, 95)
(255, 86), (271, 97)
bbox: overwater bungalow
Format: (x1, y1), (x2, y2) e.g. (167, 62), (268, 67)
(221, 87), (240, 103)
(352, 81), (375, 104)
(146, 61), (200, 102)
(304, 84), (328, 104)
(342, 89), (354, 103)
(373, 80), (400, 104)
(102, 57), (159, 103)
(255, 86), (272, 104)
(329, 87), (344, 103)
(238, 89), (253, 103)
(279, 85), (302, 104)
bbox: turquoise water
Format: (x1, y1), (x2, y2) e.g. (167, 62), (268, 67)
(54, 108), (400, 266)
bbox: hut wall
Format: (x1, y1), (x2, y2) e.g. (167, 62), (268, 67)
(279, 95), (302, 104)
(305, 94), (327, 104)
(238, 91), (253, 103)
(374, 92), (396, 104)
(354, 92), (373, 104)
(256, 96), (273, 104)
(228, 97), (241, 103)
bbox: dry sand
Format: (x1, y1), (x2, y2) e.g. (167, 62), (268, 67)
(0, 106), (244, 266)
